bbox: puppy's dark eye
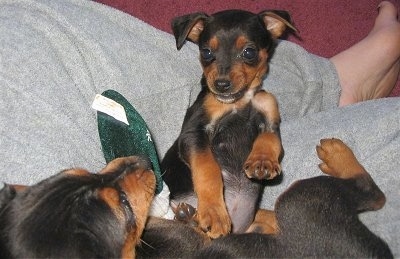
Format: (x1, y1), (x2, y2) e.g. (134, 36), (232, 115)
(242, 48), (257, 60)
(200, 48), (214, 61)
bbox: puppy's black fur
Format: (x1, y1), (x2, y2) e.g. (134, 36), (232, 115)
(136, 217), (209, 258)
(162, 9), (295, 238)
(197, 175), (392, 258)
(0, 156), (156, 259)
(163, 95), (270, 230)
(142, 139), (393, 258)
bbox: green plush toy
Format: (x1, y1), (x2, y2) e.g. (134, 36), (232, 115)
(95, 90), (163, 194)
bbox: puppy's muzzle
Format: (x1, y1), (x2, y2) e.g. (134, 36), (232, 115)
(214, 79), (232, 93)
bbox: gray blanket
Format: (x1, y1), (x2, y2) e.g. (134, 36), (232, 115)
(0, 0), (399, 255)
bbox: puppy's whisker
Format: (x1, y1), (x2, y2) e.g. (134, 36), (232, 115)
(139, 238), (155, 250)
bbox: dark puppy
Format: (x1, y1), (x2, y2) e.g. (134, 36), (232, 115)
(0, 156), (156, 259)
(136, 216), (210, 258)
(162, 9), (296, 238)
(197, 138), (393, 258)
(141, 139), (392, 258)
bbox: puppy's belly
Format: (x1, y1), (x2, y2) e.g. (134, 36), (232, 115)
(223, 169), (262, 233)
(169, 170), (262, 233)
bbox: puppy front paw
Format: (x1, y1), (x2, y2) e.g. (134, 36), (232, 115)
(244, 132), (282, 180)
(195, 202), (231, 239)
(244, 153), (281, 180)
(316, 138), (366, 179)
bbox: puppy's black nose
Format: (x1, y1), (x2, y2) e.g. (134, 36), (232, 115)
(214, 79), (231, 92)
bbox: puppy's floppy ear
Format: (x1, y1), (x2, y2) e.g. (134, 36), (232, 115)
(171, 12), (209, 50)
(259, 10), (297, 39)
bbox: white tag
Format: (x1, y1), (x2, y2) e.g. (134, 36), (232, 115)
(92, 94), (129, 125)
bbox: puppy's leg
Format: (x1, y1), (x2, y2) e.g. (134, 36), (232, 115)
(269, 138), (392, 258)
(244, 91), (282, 180)
(190, 148), (232, 238)
(172, 202), (197, 224)
(246, 209), (278, 234)
(316, 138), (386, 211)
(244, 133), (281, 180)
(316, 138), (367, 178)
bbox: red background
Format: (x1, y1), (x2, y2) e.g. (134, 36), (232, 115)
(96, 0), (400, 96)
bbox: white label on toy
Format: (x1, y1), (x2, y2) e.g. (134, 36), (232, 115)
(91, 94), (129, 125)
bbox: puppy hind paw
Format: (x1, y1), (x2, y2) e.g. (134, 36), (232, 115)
(172, 202), (198, 227)
(316, 138), (366, 179)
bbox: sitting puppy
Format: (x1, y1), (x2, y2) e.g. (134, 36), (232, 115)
(139, 139), (393, 258)
(0, 156), (156, 259)
(161, 9), (296, 238)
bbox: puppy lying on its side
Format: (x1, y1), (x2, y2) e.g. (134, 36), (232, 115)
(0, 139), (392, 258)
(0, 156), (155, 259)
(138, 139), (393, 258)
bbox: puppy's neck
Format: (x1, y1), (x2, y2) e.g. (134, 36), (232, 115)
(204, 88), (257, 124)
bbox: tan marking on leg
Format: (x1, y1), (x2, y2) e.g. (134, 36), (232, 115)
(251, 90), (281, 128)
(190, 147), (231, 238)
(316, 138), (367, 179)
(246, 209), (279, 234)
(244, 132), (282, 180)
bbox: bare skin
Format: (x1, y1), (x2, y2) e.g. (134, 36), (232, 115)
(330, 1), (400, 106)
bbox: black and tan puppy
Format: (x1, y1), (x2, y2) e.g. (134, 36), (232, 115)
(196, 138), (393, 258)
(161, 10), (296, 238)
(0, 156), (156, 259)
(141, 139), (393, 258)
